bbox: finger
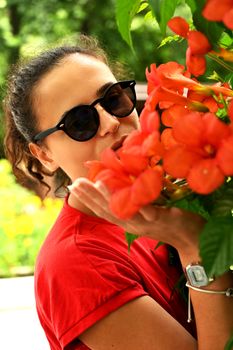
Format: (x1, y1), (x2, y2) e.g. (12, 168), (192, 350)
(73, 181), (109, 209)
(69, 179), (127, 226)
(94, 180), (111, 200)
(139, 205), (159, 222)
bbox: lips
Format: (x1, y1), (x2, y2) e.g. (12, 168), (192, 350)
(111, 135), (128, 151)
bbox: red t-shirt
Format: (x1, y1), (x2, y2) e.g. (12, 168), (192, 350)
(35, 197), (195, 350)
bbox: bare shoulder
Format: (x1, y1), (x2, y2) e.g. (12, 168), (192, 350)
(78, 295), (197, 350)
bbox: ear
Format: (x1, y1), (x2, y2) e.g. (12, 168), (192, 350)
(29, 142), (59, 172)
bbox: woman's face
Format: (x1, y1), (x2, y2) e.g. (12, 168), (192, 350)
(31, 53), (140, 181)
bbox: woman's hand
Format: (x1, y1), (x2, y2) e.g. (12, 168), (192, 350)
(69, 178), (233, 350)
(68, 178), (205, 258)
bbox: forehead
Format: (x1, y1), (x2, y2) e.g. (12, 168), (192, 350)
(35, 53), (115, 98)
(33, 53), (116, 123)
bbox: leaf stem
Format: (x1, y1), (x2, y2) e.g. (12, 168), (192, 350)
(207, 53), (233, 73)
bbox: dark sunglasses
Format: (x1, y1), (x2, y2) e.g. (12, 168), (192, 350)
(33, 80), (136, 143)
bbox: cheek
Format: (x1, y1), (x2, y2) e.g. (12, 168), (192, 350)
(127, 110), (140, 129)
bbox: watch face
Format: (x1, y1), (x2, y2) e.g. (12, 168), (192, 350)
(186, 264), (210, 287)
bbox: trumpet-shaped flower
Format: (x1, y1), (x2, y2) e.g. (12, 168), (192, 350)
(168, 17), (212, 76)
(187, 31), (212, 55)
(186, 47), (207, 76)
(109, 167), (163, 219)
(202, 0), (233, 29)
(167, 16), (189, 37)
(163, 112), (233, 194)
(87, 112), (164, 219)
(146, 62), (233, 97)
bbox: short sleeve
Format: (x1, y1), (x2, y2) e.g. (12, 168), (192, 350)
(35, 218), (148, 350)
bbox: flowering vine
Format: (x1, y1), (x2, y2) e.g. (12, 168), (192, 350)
(87, 5), (233, 340)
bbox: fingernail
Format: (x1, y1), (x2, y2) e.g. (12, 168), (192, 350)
(67, 184), (74, 192)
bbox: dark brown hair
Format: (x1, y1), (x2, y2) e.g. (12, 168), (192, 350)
(4, 36), (114, 197)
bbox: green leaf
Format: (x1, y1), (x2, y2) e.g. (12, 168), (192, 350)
(125, 232), (139, 252)
(184, 0), (197, 12)
(137, 1), (149, 13)
(219, 32), (233, 49)
(148, 0), (161, 23)
(168, 194), (210, 220)
(202, 179), (233, 217)
(200, 216), (233, 277)
(225, 334), (233, 350)
(148, 0), (179, 36)
(115, 0), (141, 50)
(225, 73), (233, 88)
(160, 0), (179, 36)
(158, 34), (182, 48)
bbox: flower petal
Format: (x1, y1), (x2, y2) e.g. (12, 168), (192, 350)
(100, 148), (125, 173)
(187, 31), (211, 55)
(95, 169), (132, 191)
(203, 113), (231, 147)
(146, 64), (160, 94)
(213, 48), (233, 62)
(119, 147), (148, 175)
(110, 187), (140, 219)
(163, 145), (200, 178)
(140, 108), (160, 133)
(131, 168), (163, 206)
(161, 128), (178, 150)
(123, 130), (145, 148)
(187, 159), (225, 194)
(86, 160), (106, 182)
(142, 132), (164, 158)
(161, 105), (187, 127)
(156, 61), (198, 90)
(228, 99), (233, 122)
(217, 135), (233, 175)
(168, 16), (189, 38)
(172, 112), (204, 147)
(224, 8), (233, 29)
(202, 0), (233, 21)
(186, 48), (206, 76)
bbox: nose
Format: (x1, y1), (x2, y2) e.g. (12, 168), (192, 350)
(96, 105), (120, 137)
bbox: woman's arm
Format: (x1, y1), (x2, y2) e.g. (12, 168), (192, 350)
(78, 295), (196, 350)
(68, 178), (233, 350)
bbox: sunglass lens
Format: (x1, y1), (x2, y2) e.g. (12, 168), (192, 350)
(64, 106), (99, 141)
(103, 82), (135, 117)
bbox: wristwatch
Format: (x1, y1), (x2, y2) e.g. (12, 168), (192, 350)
(185, 263), (213, 287)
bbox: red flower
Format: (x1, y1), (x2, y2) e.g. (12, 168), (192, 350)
(168, 17), (189, 38)
(146, 62), (233, 99)
(139, 108), (160, 133)
(186, 47), (207, 77)
(168, 17), (212, 76)
(163, 112), (233, 194)
(110, 167), (163, 219)
(187, 31), (211, 55)
(145, 64), (160, 94)
(228, 99), (233, 122)
(161, 105), (187, 127)
(87, 114), (164, 219)
(202, 0), (233, 29)
(216, 135), (233, 175)
(161, 128), (178, 150)
(223, 8), (233, 29)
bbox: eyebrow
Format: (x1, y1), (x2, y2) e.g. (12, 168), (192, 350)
(96, 81), (115, 97)
(60, 81), (116, 120)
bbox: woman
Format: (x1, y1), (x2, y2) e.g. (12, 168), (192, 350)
(4, 36), (232, 350)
